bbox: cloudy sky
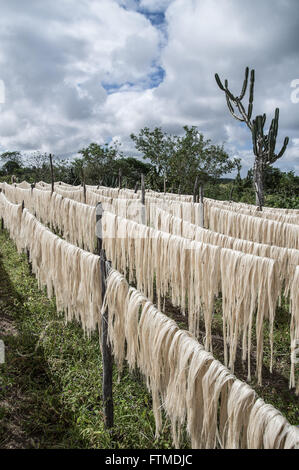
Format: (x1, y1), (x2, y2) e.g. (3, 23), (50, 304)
(0, 0), (298, 176)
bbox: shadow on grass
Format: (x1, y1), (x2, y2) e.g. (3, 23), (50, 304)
(0, 240), (86, 449)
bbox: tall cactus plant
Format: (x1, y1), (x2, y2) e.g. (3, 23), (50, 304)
(215, 67), (289, 209)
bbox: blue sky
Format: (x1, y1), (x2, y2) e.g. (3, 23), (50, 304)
(0, 0), (298, 176)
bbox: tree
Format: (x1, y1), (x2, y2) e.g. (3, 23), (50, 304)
(2, 160), (22, 175)
(27, 152), (51, 182)
(113, 157), (153, 188)
(0, 151), (23, 177)
(215, 66), (289, 209)
(169, 126), (240, 194)
(77, 142), (121, 185)
(0, 151), (21, 164)
(130, 127), (175, 192)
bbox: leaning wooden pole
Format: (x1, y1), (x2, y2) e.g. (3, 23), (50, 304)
(49, 154), (54, 194)
(96, 202), (113, 429)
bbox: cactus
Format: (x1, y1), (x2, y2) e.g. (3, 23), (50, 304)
(215, 67), (289, 209)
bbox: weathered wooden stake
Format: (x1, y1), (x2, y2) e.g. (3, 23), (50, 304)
(83, 181), (86, 204)
(193, 176), (199, 203)
(229, 183), (234, 202)
(0, 189), (3, 230)
(81, 168), (86, 204)
(21, 200), (32, 273)
(141, 174), (145, 206)
(141, 173), (146, 224)
(134, 182), (139, 193)
(199, 184), (204, 228)
(163, 176), (167, 194)
(118, 168), (122, 190)
(96, 202), (113, 429)
(49, 154), (54, 194)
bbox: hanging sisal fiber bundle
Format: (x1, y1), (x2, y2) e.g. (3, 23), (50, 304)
(102, 270), (179, 436)
(150, 206), (299, 298)
(203, 198), (299, 226)
(247, 398), (299, 449)
(102, 211), (281, 382)
(0, 192), (23, 251)
(187, 240), (221, 351)
(16, 181), (32, 189)
(0, 188), (103, 336)
(1, 183), (34, 213)
(148, 207), (285, 377)
(102, 268), (298, 449)
(17, 209), (102, 335)
(290, 266), (299, 394)
(101, 269), (131, 372)
(54, 185), (85, 202)
(85, 190), (113, 208)
(208, 206), (299, 250)
(204, 196), (299, 215)
(220, 248), (280, 383)
(30, 188), (52, 223)
(146, 188), (193, 202)
(2, 185), (98, 252)
(47, 193), (97, 252)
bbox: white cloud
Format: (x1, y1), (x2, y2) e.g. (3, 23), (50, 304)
(139, 0), (174, 12)
(0, 0), (298, 176)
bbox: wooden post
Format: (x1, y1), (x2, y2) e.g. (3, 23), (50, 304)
(193, 176), (199, 203)
(0, 189), (3, 230)
(81, 168), (86, 204)
(141, 174), (145, 206)
(49, 154), (54, 194)
(199, 184), (204, 228)
(96, 202), (113, 429)
(141, 173), (146, 224)
(118, 168), (122, 190)
(21, 200), (32, 273)
(134, 182), (139, 194)
(163, 176), (166, 194)
(83, 181), (86, 204)
(229, 183), (234, 202)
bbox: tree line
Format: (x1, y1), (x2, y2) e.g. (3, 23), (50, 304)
(0, 124), (298, 209)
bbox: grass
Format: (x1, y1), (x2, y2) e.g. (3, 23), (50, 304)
(0, 228), (181, 449)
